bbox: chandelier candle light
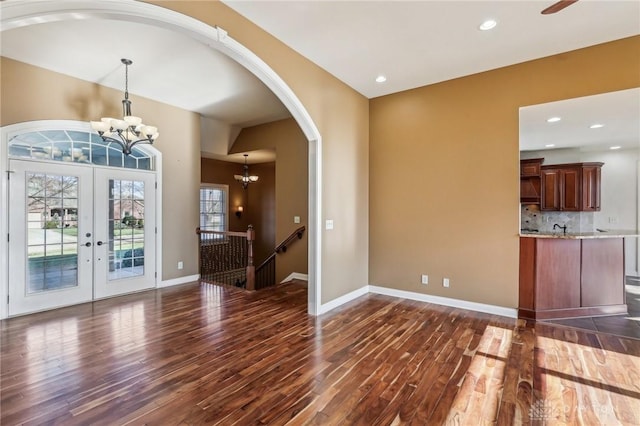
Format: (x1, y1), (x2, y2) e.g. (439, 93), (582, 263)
(90, 59), (159, 155)
(234, 154), (259, 189)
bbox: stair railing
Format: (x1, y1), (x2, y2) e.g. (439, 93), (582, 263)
(197, 225), (255, 290)
(254, 226), (305, 290)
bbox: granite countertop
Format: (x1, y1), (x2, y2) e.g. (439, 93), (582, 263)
(520, 229), (640, 239)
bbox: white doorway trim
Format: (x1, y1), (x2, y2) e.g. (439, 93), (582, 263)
(0, 0), (322, 316)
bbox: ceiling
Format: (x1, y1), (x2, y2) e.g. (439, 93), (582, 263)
(520, 88), (640, 152)
(0, 18), (290, 127)
(223, 0), (640, 99)
(1, 0), (639, 159)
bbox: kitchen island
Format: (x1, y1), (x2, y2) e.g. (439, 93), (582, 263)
(519, 230), (639, 320)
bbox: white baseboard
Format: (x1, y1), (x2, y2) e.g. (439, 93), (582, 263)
(281, 272), (308, 283)
(318, 285), (369, 315)
(369, 286), (518, 318)
(158, 274), (200, 288)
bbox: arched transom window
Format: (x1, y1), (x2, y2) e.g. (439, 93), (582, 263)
(8, 130), (153, 171)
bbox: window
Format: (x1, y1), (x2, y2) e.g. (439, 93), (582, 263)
(8, 130), (153, 170)
(199, 185), (228, 233)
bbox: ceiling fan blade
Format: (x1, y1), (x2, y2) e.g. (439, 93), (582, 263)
(541, 0), (579, 14)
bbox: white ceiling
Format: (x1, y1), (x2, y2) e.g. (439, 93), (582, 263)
(1, 0), (639, 159)
(520, 88), (640, 152)
(0, 19), (290, 128)
(223, 0), (640, 99)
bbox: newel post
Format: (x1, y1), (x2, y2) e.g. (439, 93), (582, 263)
(246, 225), (255, 290)
(196, 227), (202, 275)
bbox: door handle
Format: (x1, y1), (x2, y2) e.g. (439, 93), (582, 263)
(96, 241), (103, 246)
(84, 242), (92, 247)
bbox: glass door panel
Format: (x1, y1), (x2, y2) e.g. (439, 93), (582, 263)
(94, 168), (155, 299)
(8, 160), (93, 315)
(108, 179), (145, 280)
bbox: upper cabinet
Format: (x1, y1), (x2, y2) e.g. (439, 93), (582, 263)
(581, 164), (602, 211)
(541, 162), (603, 211)
(520, 158), (544, 203)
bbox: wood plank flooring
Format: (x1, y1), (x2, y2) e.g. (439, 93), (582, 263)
(2, 281), (639, 425)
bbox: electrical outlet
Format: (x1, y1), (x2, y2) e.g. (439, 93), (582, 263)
(294, 216), (301, 224)
(178, 261), (184, 270)
(421, 274), (428, 285)
(325, 219), (334, 230)
(608, 216), (618, 224)
(443, 278), (450, 288)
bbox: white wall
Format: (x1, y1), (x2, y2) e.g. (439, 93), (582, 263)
(522, 147), (639, 275)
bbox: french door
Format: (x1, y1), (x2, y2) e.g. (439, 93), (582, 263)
(8, 160), (156, 316)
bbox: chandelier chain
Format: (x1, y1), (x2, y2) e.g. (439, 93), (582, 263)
(124, 62), (129, 101)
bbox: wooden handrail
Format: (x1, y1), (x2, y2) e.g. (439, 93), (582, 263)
(196, 228), (248, 238)
(256, 252), (276, 272)
(253, 226), (305, 290)
(275, 226), (305, 254)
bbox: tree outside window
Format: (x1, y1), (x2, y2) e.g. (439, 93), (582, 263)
(200, 184), (228, 234)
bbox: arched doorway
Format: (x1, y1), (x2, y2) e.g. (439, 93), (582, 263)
(0, 0), (322, 318)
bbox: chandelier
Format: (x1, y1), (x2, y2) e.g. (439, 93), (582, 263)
(234, 154), (259, 189)
(90, 58), (159, 155)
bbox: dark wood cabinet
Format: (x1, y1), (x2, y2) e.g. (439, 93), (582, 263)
(581, 165), (601, 211)
(540, 162), (603, 211)
(541, 168), (561, 210)
(519, 237), (626, 320)
(520, 158), (543, 203)
(520, 158), (543, 177)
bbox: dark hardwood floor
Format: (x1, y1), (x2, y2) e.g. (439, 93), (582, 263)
(2, 281), (640, 425)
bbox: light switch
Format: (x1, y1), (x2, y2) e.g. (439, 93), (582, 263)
(294, 216), (301, 224)
(325, 219), (334, 230)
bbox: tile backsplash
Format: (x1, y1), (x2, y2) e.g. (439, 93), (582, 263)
(521, 204), (594, 233)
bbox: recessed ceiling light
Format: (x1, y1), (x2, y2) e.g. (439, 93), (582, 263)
(545, 144), (555, 148)
(375, 75), (387, 83)
(479, 20), (497, 31)
(590, 123), (605, 129)
(610, 146), (621, 150)
(547, 117), (561, 123)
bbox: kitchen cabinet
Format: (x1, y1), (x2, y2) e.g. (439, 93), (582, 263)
(581, 164), (602, 211)
(520, 158), (543, 203)
(519, 236), (626, 320)
(540, 162), (603, 211)
(520, 158), (543, 177)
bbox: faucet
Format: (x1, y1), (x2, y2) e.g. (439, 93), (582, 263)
(553, 223), (567, 234)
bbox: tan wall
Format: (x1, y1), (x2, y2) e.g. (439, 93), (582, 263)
(1, 57), (201, 282)
(200, 158), (275, 265)
(156, 1), (369, 303)
(231, 118), (309, 283)
(370, 36), (640, 308)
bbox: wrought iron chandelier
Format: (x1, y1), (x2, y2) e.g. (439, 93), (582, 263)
(234, 154), (259, 189)
(90, 59), (159, 155)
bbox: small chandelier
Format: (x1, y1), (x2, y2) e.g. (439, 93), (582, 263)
(234, 154), (259, 189)
(90, 58), (159, 155)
